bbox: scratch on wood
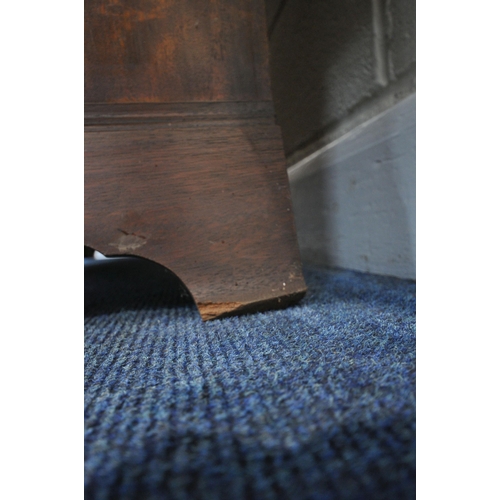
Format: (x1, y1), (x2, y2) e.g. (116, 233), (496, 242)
(109, 232), (147, 252)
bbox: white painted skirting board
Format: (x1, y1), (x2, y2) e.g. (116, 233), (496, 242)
(288, 93), (416, 280)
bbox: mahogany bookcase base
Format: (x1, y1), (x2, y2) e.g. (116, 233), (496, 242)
(85, 103), (307, 320)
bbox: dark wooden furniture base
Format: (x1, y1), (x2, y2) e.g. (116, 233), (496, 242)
(84, 0), (307, 320)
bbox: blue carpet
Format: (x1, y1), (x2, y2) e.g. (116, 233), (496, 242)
(85, 258), (416, 500)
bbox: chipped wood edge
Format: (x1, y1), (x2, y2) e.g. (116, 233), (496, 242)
(197, 289), (307, 321)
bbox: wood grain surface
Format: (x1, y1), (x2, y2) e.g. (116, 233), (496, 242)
(85, 0), (272, 103)
(85, 0), (307, 319)
(85, 107), (306, 319)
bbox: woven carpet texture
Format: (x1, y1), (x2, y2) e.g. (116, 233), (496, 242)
(85, 258), (416, 499)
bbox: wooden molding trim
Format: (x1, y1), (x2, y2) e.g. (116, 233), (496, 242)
(85, 101), (277, 126)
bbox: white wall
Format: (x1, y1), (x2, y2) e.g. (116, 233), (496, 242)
(288, 93), (415, 280)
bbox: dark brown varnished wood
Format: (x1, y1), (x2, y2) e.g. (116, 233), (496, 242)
(85, 0), (272, 103)
(85, 106), (306, 319)
(85, 0), (307, 320)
